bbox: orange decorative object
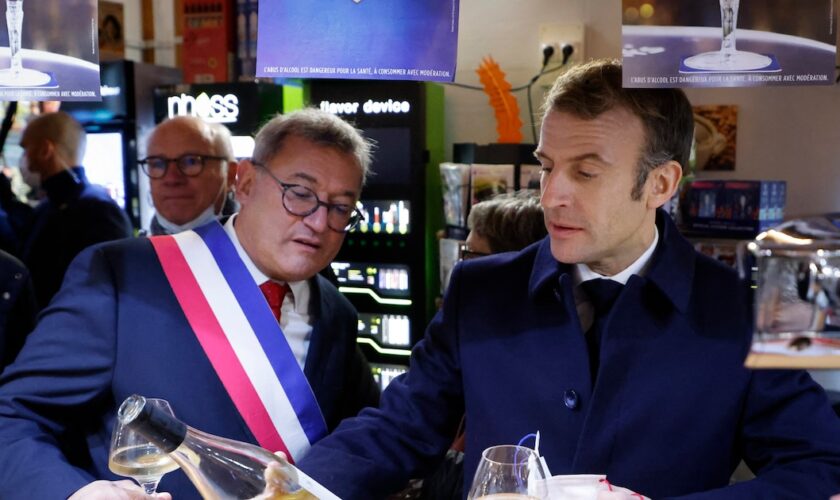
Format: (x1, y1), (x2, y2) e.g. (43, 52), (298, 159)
(475, 56), (523, 143)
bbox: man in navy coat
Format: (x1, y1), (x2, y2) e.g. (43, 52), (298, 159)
(296, 59), (840, 498)
(0, 109), (379, 499)
(18, 111), (133, 309)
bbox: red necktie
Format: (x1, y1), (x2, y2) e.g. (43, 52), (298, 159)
(259, 281), (290, 323)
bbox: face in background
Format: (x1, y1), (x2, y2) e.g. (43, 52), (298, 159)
(465, 231), (493, 256)
(19, 130), (46, 178)
(147, 119), (234, 225)
(537, 107), (679, 276)
(234, 135), (363, 283)
(20, 126), (61, 180)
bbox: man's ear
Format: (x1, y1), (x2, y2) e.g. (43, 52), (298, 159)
(645, 160), (683, 209)
(33, 139), (55, 163)
(234, 158), (256, 203)
(226, 160), (238, 191)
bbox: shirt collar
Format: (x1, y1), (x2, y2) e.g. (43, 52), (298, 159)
(528, 210), (695, 313)
(643, 209), (695, 313)
(223, 215), (309, 313)
(573, 225), (659, 285)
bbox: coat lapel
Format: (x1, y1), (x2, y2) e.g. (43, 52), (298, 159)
(304, 276), (330, 400)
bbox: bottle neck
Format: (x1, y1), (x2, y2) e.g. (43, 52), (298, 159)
(126, 399), (188, 453)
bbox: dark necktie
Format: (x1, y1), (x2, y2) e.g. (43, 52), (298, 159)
(580, 278), (625, 385)
(259, 281), (290, 323)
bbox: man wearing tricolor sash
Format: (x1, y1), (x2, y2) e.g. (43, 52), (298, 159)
(0, 109), (380, 500)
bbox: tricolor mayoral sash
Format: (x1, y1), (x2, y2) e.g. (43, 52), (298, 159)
(149, 221), (327, 463)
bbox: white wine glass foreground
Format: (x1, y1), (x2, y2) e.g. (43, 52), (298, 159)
(109, 398), (179, 494)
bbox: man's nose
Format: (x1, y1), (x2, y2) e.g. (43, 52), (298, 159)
(303, 203), (329, 232)
(540, 171), (572, 208)
(161, 160), (187, 182)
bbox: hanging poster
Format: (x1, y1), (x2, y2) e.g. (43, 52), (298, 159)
(256, 0), (459, 82)
(0, 0), (100, 101)
(622, 0), (836, 88)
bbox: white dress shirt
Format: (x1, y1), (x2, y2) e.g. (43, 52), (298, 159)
(572, 226), (660, 331)
(224, 215), (312, 370)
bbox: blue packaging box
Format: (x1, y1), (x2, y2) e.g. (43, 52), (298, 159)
(679, 180), (786, 238)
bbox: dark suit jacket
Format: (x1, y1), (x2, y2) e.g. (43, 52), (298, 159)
(298, 211), (840, 499)
(0, 250), (36, 367)
(21, 166), (132, 309)
(0, 236), (379, 500)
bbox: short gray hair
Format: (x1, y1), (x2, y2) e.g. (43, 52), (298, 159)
(252, 108), (372, 184)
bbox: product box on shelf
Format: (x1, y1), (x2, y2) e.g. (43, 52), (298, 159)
(679, 179), (786, 238)
(182, 0), (235, 83)
(235, 0), (258, 79)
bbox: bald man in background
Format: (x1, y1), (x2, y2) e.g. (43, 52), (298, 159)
(19, 112), (132, 308)
(144, 116), (238, 236)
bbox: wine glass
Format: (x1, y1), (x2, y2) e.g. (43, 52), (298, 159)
(0, 0), (51, 87)
(467, 445), (550, 500)
(683, 0), (772, 72)
(109, 398), (180, 494)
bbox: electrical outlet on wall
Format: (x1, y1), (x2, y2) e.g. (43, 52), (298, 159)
(538, 23), (585, 67)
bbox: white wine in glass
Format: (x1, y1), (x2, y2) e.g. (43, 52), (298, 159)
(683, 0), (771, 71)
(0, 0), (51, 87)
(467, 445), (549, 500)
(109, 398), (179, 494)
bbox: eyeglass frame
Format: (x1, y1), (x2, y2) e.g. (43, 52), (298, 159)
(138, 154), (228, 179)
(458, 242), (490, 261)
(251, 160), (365, 233)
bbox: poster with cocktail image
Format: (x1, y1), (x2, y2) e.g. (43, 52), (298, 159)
(622, 0), (836, 88)
(693, 105), (737, 171)
(0, 0), (100, 100)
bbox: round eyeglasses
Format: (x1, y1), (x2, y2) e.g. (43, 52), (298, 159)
(458, 242), (490, 261)
(253, 161), (364, 233)
(138, 154), (227, 179)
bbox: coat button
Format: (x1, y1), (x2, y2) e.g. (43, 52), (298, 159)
(2, 292), (9, 300)
(13, 273), (22, 280)
(564, 389), (579, 410)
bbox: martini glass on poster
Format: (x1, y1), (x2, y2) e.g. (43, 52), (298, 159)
(0, 0), (51, 87)
(683, 0), (772, 72)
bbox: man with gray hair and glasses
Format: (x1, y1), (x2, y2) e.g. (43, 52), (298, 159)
(0, 108), (380, 500)
(140, 116), (238, 236)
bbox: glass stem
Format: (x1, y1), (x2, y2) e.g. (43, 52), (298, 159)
(139, 478), (162, 495)
(6, 0), (23, 75)
(719, 0), (740, 59)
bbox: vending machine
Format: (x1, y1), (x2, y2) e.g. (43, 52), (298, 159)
(61, 60), (182, 229)
(310, 79), (445, 390)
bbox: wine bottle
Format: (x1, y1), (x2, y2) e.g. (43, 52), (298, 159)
(117, 394), (335, 500)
